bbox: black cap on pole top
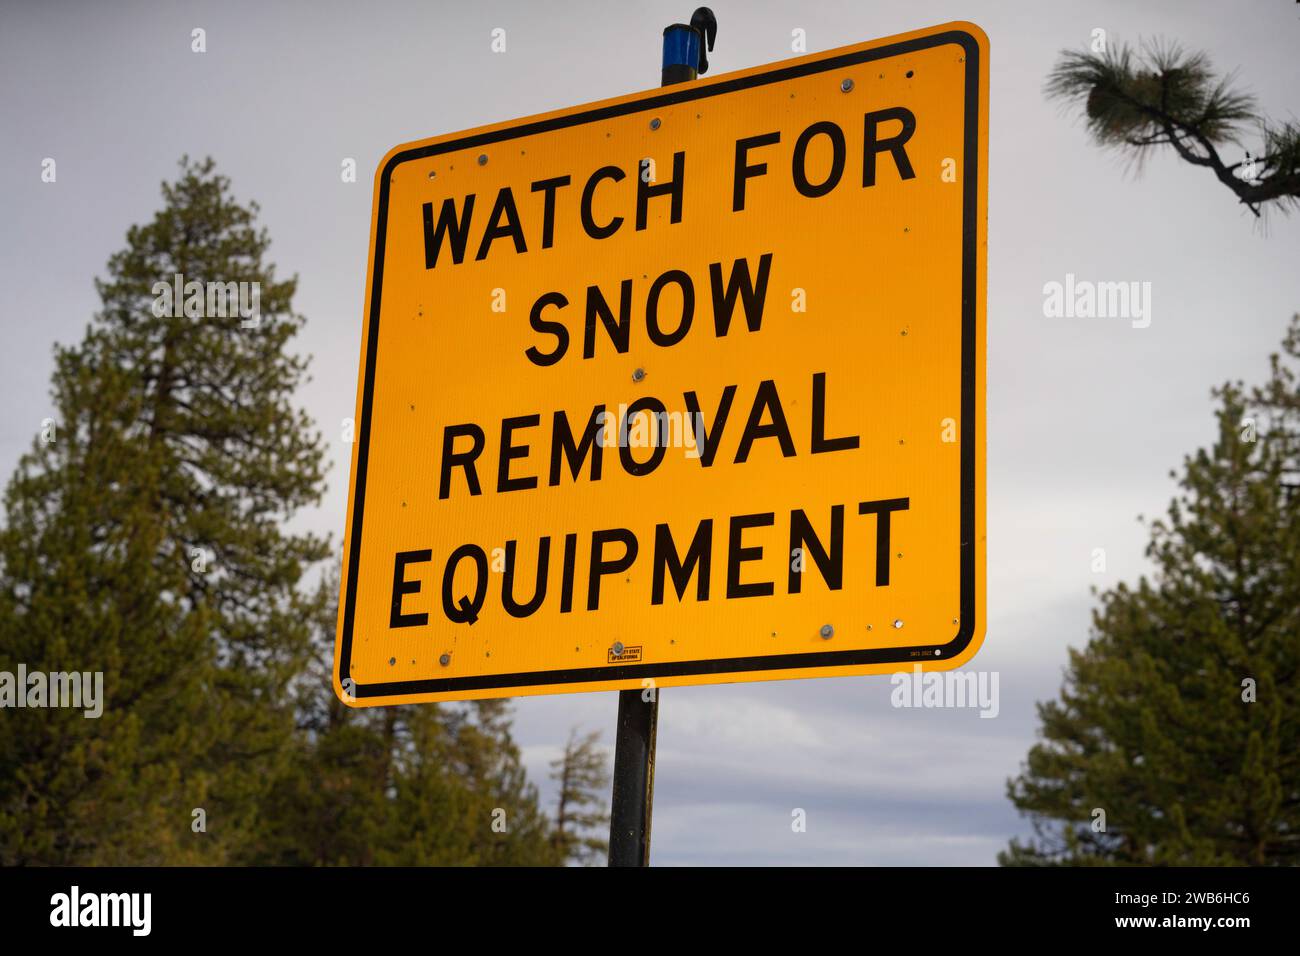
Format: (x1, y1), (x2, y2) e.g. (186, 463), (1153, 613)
(689, 7), (717, 74)
(661, 7), (718, 85)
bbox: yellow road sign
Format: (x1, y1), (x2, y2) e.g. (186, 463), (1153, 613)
(335, 21), (988, 706)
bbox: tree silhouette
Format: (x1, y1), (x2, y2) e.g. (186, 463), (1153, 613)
(0, 157), (327, 863)
(1047, 40), (1300, 217)
(0, 158), (563, 866)
(1003, 316), (1300, 865)
(551, 728), (611, 865)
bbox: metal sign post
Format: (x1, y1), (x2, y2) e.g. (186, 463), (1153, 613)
(607, 7), (716, 868)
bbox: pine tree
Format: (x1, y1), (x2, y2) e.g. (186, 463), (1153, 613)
(0, 156), (565, 867)
(1046, 39), (1300, 217)
(247, 569), (563, 866)
(394, 699), (561, 866)
(1002, 316), (1300, 865)
(551, 728), (611, 866)
(0, 157), (328, 864)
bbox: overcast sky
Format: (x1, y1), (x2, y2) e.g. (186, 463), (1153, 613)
(3, 0), (1299, 865)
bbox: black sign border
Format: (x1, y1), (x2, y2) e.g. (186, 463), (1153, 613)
(340, 28), (983, 699)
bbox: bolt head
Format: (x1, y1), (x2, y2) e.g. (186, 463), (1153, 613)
(439, 653), (451, 666)
(632, 367), (646, 382)
(477, 154), (488, 166)
(612, 641), (625, 655)
(893, 619), (904, 629)
(649, 118), (661, 130)
(841, 78), (854, 92)
(820, 624), (834, 639)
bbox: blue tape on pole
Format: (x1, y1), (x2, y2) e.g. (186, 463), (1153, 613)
(662, 25), (700, 71)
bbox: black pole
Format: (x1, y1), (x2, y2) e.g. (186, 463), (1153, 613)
(607, 7), (716, 869)
(608, 686), (659, 866)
